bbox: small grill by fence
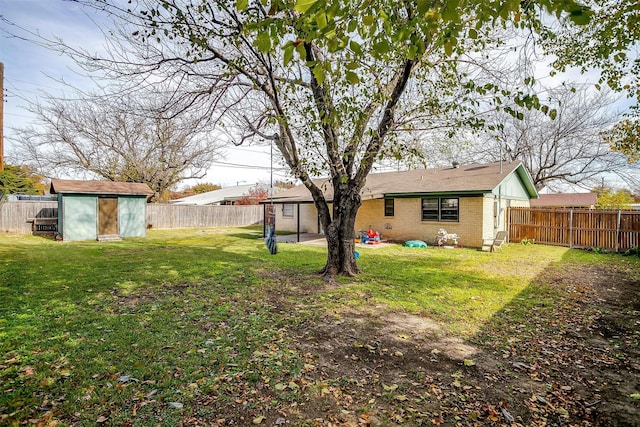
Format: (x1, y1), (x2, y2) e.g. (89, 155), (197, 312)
(508, 207), (640, 252)
(32, 217), (58, 234)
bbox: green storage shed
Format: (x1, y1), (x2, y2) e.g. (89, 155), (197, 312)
(50, 179), (154, 242)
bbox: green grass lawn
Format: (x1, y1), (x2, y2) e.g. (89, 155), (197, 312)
(1, 228), (638, 425)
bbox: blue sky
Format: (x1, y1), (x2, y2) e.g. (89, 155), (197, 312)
(0, 0), (278, 187)
(1, 1), (99, 121)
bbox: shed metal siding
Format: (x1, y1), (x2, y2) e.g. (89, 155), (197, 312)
(57, 197), (63, 237)
(119, 196), (147, 237)
(62, 195), (98, 241)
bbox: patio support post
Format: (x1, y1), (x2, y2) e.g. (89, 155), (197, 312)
(263, 203), (266, 238)
(297, 203), (301, 243)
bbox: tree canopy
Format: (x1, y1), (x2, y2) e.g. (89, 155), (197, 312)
(594, 186), (635, 209)
(236, 187), (269, 205)
(422, 85), (638, 191)
(603, 119), (640, 163)
(0, 164), (46, 197)
(14, 91), (224, 201)
(188, 183), (223, 194)
(544, 0), (640, 162)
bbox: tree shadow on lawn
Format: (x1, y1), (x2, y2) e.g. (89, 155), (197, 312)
(260, 248), (640, 426)
(0, 232), (321, 425)
(3, 234), (639, 426)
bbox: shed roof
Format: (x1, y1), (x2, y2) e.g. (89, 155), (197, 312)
(530, 192), (597, 208)
(269, 161), (537, 203)
(50, 179), (154, 196)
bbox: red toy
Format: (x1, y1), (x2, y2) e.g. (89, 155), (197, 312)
(363, 229), (380, 244)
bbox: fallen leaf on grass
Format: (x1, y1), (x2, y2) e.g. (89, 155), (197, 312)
(253, 416), (266, 424)
(512, 362), (530, 370)
(40, 377), (56, 387)
(500, 407), (514, 422)
(96, 415), (108, 423)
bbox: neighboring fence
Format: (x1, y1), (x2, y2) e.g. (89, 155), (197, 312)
(0, 202), (263, 234)
(508, 207), (640, 252)
(146, 204), (263, 229)
(0, 201), (58, 234)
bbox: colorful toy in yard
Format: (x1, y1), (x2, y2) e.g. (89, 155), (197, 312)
(404, 240), (428, 248)
(361, 229), (381, 244)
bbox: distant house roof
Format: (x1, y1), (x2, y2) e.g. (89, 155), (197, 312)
(530, 193), (597, 208)
(50, 179), (154, 196)
(268, 161), (537, 203)
(170, 183), (268, 205)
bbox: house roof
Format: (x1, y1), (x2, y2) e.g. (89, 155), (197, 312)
(170, 183), (268, 205)
(530, 192), (597, 208)
(50, 179), (154, 196)
(269, 161), (538, 203)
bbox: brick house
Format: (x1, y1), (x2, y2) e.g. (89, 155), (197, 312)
(265, 161), (538, 248)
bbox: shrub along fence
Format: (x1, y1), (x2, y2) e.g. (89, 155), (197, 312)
(0, 202), (263, 235)
(508, 207), (640, 252)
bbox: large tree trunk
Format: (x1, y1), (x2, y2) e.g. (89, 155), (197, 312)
(319, 182), (362, 278)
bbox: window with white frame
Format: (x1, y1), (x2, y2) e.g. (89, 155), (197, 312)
(282, 204), (294, 217)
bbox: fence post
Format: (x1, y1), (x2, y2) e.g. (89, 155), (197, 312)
(506, 206), (510, 241)
(569, 208), (573, 249)
(616, 210), (621, 253)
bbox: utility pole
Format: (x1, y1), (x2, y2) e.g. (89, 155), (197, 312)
(0, 62), (4, 171)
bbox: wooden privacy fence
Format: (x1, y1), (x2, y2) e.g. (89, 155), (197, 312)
(0, 202), (263, 234)
(0, 201), (58, 234)
(509, 207), (640, 252)
(146, 204), (263, 229)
